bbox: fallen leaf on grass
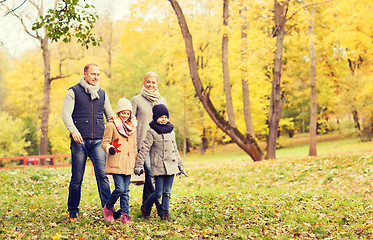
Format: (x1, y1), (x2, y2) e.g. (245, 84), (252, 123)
(52, 232), (62, 240)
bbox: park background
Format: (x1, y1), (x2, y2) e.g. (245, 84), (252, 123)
(0, 0), (372, 160)
(0, 0), (373, 239)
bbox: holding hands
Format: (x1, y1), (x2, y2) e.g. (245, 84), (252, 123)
(134, 168), (144, 176)
(177, 166), (188, 178)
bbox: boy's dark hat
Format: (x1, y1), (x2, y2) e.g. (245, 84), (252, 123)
(152, 104), (169, 122)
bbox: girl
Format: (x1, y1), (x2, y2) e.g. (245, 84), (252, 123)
(134, 104), (186, 221)
(102, 98), (137, 224)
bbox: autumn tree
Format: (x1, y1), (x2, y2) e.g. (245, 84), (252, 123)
(239, 0), (255, 138)
(0, 111), (30, 157)
(324, 0), (373, 138)
(0, 0), (100, 159)
(168, 0), (263, 161)
(266, 0), (289, 159)
(222, 0), (236, 128)
(305, 3), (317, 156)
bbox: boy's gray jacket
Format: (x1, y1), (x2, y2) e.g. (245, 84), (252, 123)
(131, 94), (167, 151)
(135, 128), (184, 176)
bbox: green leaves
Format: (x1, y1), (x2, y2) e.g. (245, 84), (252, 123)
(0, 111), (29, 158)
(32, 0), (101, 49)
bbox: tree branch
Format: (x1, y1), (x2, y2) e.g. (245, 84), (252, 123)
(27, 0), (40, 10)
(50, 74), (74, 82)
(15, 13), (40, 40)
(51, 54), (83, 81)
(286, 0), (333, 22)
(3, 0), (26, 16)
(1, 2), (40, 40)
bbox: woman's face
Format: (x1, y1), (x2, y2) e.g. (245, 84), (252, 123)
(118, 110), (131, 122)
(143, 77), (158, 92)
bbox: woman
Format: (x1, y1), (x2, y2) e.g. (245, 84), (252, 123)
(131, 72), (167, 216)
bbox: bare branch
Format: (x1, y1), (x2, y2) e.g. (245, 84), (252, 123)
(1, 3), (40, 40)
(4, 0), (26, 16)
(50, 73), (74, 81)
(286, 0), (333, 22)
(51, 54), (83, 81)
(27, 0), (40, 10)
(15, 13), (40, 40)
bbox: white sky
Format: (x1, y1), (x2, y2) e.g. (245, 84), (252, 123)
(0, 0), (134, 58)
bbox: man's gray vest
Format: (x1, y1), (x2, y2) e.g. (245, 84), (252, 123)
(70, 84), (106, 139)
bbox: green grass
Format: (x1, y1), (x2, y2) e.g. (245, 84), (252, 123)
(186, 136), (373, 161)
(0, 138), (372, 239)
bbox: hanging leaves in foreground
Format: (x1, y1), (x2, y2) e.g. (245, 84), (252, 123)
(31, 0), (102, 49)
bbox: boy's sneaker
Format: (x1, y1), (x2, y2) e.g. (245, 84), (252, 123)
(69, 212), (79, 221)
(102, 206), (114, 223)
(161, 213), (175, 222)
(121, 214), (132, 224)
(141, 204), (151, 219)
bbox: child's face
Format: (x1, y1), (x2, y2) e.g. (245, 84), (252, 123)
(118, 110), (131, 122)
(157, 115), (169, 125)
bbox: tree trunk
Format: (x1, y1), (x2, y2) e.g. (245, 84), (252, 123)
(169, 0), (263, 161)
(266, 0), (289, 159)
(200, 128), (208, 155)
(222, 0), (236, 128)
(308, 4), (317, 156)
(352, 109), (361, 131)
(210, 137), (216, 152)
(39, 37), (51, 159)
(240, 0), (255, 138)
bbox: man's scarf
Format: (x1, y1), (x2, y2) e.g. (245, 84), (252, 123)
(79, 77), (100, 100)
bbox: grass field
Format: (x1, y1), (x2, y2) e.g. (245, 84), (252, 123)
(1, 138), (372, 239)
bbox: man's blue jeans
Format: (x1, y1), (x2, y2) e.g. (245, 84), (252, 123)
(68, 139), (111, 214)
(106, 174), (131, 215)
(144, 175), (174, 216)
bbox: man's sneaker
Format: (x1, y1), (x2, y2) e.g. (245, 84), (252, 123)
(69, 212), (79, 221)
(141, 204), (151, 219)
(121, 214), (132, 224)
(161, 213), (175, 222)
(113, 210), (121, 220)
(102, 206), (114, 223)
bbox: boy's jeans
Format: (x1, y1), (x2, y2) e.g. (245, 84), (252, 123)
(68, 139), (111, 214)
(144, 175), (174, 215)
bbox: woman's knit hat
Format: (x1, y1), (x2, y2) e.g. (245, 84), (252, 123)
(116, 98), (132, 114)
(152, 104), (169, 121)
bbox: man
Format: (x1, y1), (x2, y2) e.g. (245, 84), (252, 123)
(62, 63), (114, 220)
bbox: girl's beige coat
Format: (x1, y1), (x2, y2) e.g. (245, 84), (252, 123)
(102, 120), (137, 175)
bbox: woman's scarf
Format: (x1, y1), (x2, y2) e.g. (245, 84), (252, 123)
(113, 115), (137, 137)
(141, 86), (161, 105)
(79, 77), (100, 100)
(149, 121), (174, 134)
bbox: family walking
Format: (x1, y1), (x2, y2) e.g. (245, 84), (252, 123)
(62, 63), (186, 224)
